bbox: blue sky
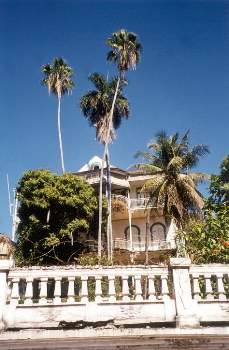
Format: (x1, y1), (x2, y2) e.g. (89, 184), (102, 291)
(1, 0), (229, 236)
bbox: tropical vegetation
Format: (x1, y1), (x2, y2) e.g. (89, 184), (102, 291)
(135, 131), (209, 227)
(41, 57), (74, 174)
(178, 155), (229, 263)
(15, 170), (100, 265)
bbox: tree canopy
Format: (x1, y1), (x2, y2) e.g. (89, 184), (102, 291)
(80, 73), (129, 143)
(179, 156), (229, 263)
(16, 170), (99, 265)
(135, 131), (209, 226)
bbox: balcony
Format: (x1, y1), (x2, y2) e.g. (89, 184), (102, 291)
(112, 194), (156, 211)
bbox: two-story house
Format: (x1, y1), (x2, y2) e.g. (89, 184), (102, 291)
(75, 156), (177, 253)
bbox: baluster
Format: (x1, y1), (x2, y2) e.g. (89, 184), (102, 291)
(148, 275), (156, 301)
(81, 276), (88, 303)
(95, 276), (102, 302)
(54, 277), (62, 304)
(205, 274), (213, 300)
(217, 273), (226, 300)
(10, 278), (20, 305)
(161, 275), (170, 300)
(192, 274), (201, 300)
(39, 277), (48, 304)
(122, 275), (130, 301)
(67, 277), (75, 303)
(24, 277), (33, 305)
(108, 275), (116, 302)
(135, 275), (143, 301)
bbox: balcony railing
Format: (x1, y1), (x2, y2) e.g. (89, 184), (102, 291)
(113, 238), (175, 251)
(111, 194), (156, 211)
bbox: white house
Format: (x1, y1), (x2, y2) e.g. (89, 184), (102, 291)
(75, 156), (177, 253)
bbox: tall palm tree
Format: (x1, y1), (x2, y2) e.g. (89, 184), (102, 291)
(80, 73), (129, 143)
(135, 131), (209, 227)
(41, 57), (74, 173)
(80, 73), (130, 256)
(96, 29), (142, 261)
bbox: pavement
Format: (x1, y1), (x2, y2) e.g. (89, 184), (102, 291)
(1, 327), (229, 349)
(1, 335), (229, 349)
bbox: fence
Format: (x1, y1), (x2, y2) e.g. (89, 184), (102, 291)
(0, 258), (229, 330)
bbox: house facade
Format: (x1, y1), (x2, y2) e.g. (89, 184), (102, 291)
(75, 156), (177, 253)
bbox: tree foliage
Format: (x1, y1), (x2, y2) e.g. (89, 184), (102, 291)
(80, 73), (129, 143)
(135, 131), (209, 226)
(16, 170), (100, 265)
(179, 155), (229, 263)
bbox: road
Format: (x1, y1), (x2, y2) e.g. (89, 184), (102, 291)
(1, 335), (229, 350)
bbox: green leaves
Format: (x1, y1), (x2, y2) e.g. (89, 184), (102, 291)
(41, 57), (74, 98)
(135, 131), (209, 225)
(16, 170), (99, 265)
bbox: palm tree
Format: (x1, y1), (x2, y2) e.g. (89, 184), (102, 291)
(41, 57), (74, 174)
(80, 73), (129, 256)
(96, 29), (142, 261)
(135, 131), (209, 227)
(80, 73), (129, 143)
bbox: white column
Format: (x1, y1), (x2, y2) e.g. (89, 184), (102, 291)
(122, 275), (130, 301)
(205, 274), (213, 300)
(95, 276), (102, 302)
(170, 258), (200, 328)
(161, 275), (170, 300)
(148, 275), (156, 301)
(81, 276), (88, 303)
(10, 278), (20, 305)
(54, 277), (62, 304)
(24, 277), (33, 305)
(0, 260), (13, 330)
(108, 275), (116, 302)
(39, 277), (48, 304)
(67, 277), (75, 303)
(217, 273), (226, 300)
(192, 274), (201, 300)
(135, 275), (143, 301)
(127, 191), (133, 252)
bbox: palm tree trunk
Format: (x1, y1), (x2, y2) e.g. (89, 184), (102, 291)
(106, 147), (113, 262)
(98, 147), (106, 259)
(57, 96), (65, 174)
(97, 77), (120, 260)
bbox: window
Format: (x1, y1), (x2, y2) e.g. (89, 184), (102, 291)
(124, 225), (141, 242)
(150, 223), (166, 242)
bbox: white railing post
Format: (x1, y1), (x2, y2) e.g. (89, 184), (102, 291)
(81, 276), (88, 303)
(135, 275), (143, 301)
(0, 260), (13, 330)
(24, 277), (33, 305)
(192, 273), (201, 300)
(108, 275), (116, 302)
(122, 275), (130, 301)
(170, 258), (200, 328)
(54, 277), (62, 304)
(217, 273), (226, 300)
(67, 277), (75, 303)
(205, 274), (213, 300)
(39, 277), (48, 304)
(95, 276), (102, 302)
(10, 277), (20, 305)
(148, 275), (156, 301)
(161, 275), (170, 300)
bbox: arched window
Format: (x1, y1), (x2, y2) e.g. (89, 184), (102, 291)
(150, 222), (166, 242)
(124, 225), (141, 242)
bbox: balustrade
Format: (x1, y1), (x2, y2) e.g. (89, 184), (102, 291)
(7, 267), (171, 306)
(190, 267), (229, 301)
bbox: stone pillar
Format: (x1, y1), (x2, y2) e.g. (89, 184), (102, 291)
(0, 259), (13, 330)
(170, 258), (200, 328)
